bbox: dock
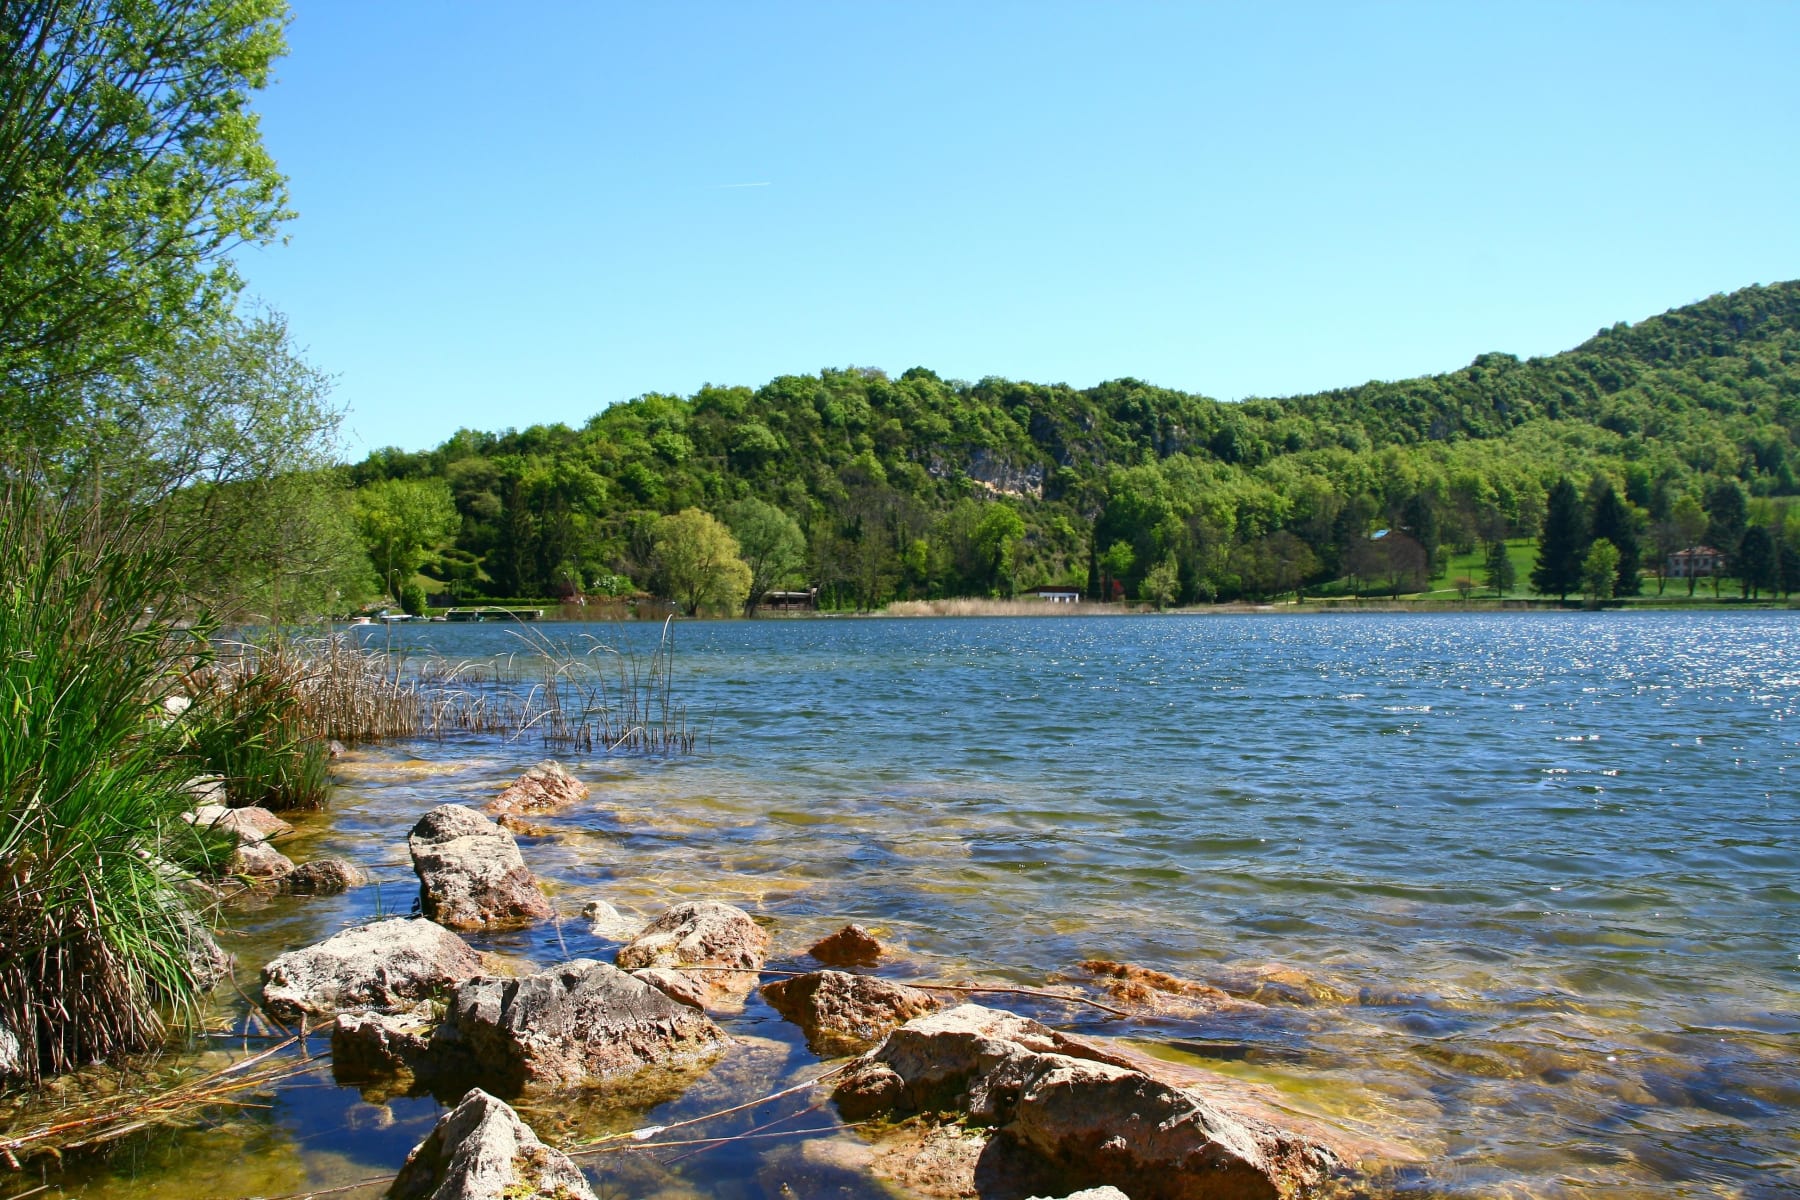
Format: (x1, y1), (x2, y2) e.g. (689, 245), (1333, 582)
(442, 606), (544, 622)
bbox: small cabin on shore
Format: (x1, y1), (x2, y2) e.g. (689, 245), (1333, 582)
(761, 588), (818, 612)
(1668, 546), (1724, 578)
(1023, 585), (1082, 603)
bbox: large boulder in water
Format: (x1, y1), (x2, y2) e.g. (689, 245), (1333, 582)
(409, 804), (553, 930)
(808, 923), (884, 967)
(262, 916), (484, 1020)
(448, 958), (727, 1092)
(615, 900), (769, 1009)
(485, 760), (588, 817)
(834, 1003), (1345, 1200)
(762, 969), (939, 1056)
(387, 1087), (596, 1200)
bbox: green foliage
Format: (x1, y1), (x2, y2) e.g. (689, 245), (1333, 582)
(1532, 479), (1588, 601)
(353, 477), (459, 603)
(1583, 539), (1622, 602)
(346, 282), (1800, 608)
(0, 478), (227, 1083)
(1483, 539), (1517, 596)
(725, 498), (806, 615)
(0, 0), (293, 441)
(651, 508), (751, 616)
(181, 649), (331, 812)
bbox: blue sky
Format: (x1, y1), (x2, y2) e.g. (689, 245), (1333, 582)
(237, 2), (1800, 456)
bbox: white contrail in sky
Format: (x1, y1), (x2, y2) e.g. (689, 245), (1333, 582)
(708, 181), (772, 189)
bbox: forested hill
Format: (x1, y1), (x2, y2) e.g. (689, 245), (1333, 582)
(349, 281), (1800, 608)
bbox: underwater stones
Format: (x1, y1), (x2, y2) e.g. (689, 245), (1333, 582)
(262, 916), (484, 1020)
(229, 838), (295, 878)
(615, 900), (769, 1008)
(762, 970), (940, 1057)
(808, 923), (884, 967)
(187, 804), (294, 842)
(280, 857), (368, 895)
(387, 1087), (597, 1200)
(834, 1003), (1342, 1200)
(580, 898), (639, 940)
(485, 760), (588, 817)
(449, 959), (727, 1092)
(1210, 963), (1358, 1007)
(409, 803), (553, 930)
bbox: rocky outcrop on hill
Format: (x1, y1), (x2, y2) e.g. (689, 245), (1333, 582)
(409, 804), (553, 930)
(485, 760), (588, 817)
(762, 970), (939, 1056)
(262, 917), (483, 1020)
(449, 959), (727, 1092)
(834, 1003), (1344, 1200)
(615, 900), (769, 1009)
(387, 1088), (596, 1200)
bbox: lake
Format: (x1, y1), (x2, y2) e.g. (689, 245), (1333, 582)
(10, 612), (1798, 1199)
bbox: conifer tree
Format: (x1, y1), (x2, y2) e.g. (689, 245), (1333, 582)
(1532, 479), (1587, 601)
(1588, 479), (1642, 596)
(1484, 540), (1516, 596)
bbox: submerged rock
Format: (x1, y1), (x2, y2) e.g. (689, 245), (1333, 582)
(486, 760), (588, 817)
(762, 970), (939, 1057)
(387, 1087), (597, 1200)
(181, 913), (233, 990)
(835, 1003), (1344, 1200)
(808, 923), (884, 967)
(580, 899), (639, 940)
(615, 900), (769, 1009)
(332, 1009), (441, 1082)
(409, 804), (553, 930)
(280, 858), (368, 895)
(262, 916), (484, 1020)
(450, 958), (727, 1092)
(1210, 963), (1358, 1007)
(187, 804), (294, 843)
(229, 838), (296, 879)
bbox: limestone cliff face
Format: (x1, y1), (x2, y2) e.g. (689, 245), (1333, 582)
(925, 448), (1046, 498)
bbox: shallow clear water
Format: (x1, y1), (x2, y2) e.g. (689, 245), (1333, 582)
(7, 613), (1798, 1199)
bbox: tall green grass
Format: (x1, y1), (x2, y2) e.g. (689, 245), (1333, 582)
(0, 480), (228, 1085)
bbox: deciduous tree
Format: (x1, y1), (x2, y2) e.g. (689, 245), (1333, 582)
(651, 508), (751, 616)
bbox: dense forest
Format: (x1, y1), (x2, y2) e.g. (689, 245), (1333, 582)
(341, 282), (1800, 612)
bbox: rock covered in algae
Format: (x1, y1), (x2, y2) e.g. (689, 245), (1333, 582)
(449, 958), (727, 1092)
(485, 760), (589, 817)
(834, 1003), (1344, 1200)
(761, 969), (939, 1056)
(262, 916), (483, 1020)
(387, 1087), (596, 1200)
(409, 803), (553, 930)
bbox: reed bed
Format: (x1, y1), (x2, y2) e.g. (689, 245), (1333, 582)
(190, 618), (698, 766)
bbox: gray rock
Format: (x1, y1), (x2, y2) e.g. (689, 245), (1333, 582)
(450, 959), (726, 1092)
(808, 923), (884, 967)
(1025, 1190), (1132, 1200)
(280, 858), (367, 895)
(262, 917), (484, 1020)
(629, 967), (708, 1011)
(615, 900), (769, 1008)
(187, 804), (294, 842)
(834, 1003), (1341, 1200)
(762, 970), (939, 1057)
(0, 1020), (21, 1079)
(579, 899), (638, 940)
(388, 1087), (597, 1200)
(180, 912), (233, 991)
(332, 1010), (440, 1082)
(409, 804), (553, 930)
(181, 774), (227, 805)
(485, 760), (588, 817)
(229, 838), (295, 878)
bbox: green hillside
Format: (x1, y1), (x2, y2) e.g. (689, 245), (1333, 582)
(350, 281), (1800, 609)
